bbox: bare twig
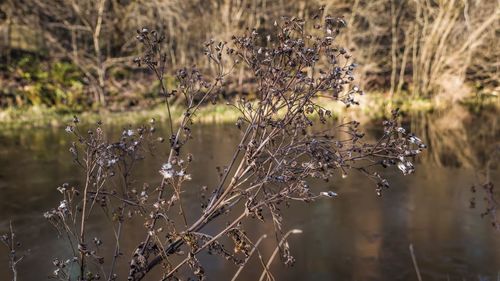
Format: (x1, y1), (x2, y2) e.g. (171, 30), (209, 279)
(409, 243), (423, 281)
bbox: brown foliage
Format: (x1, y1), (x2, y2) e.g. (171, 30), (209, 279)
(2, 0), (497, 106)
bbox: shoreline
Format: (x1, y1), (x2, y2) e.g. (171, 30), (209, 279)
(0, 93), (497, 130)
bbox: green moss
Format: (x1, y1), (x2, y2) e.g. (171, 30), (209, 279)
(4, 55), (87, 108)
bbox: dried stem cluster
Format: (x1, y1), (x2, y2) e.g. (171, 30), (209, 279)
(0, 222), (24, 281)
(10, 12), (426, 281)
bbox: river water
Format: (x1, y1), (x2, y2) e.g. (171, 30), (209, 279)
(0, 106), (498, 280)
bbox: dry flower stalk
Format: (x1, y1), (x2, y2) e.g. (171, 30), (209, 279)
(8, 10), (426, 281)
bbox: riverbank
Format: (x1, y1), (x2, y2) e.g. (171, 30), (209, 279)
(0, 92), (497, 129)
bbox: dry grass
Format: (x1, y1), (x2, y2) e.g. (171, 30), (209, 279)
(1, 0), (498, 105)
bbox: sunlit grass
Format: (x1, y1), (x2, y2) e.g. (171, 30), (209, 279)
(0, 92), (497, 129)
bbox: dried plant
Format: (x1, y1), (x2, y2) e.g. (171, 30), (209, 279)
(1, 222), (25, 281)
(25, 11), (426, 281)
(470, 181), (500, 232)
(469, 145), (500, 232)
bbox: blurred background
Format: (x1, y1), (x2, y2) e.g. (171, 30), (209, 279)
(0, 0), (499, 280)
(0, 0), (498, 115)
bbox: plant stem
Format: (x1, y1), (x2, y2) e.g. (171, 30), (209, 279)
(409, 243), (423, 281)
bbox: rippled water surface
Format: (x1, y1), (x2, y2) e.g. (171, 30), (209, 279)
(0, 107), (498, 280)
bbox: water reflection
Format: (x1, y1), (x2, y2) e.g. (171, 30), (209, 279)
(411, 106), (498, 170)
(0, 107), (498, 280)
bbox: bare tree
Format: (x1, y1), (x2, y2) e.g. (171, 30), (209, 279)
(8, 0), (137, 105)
